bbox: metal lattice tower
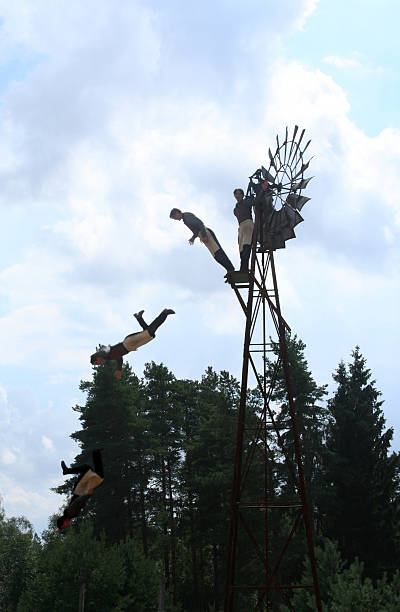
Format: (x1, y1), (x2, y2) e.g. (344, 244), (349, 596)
(224, 127), (322, 611)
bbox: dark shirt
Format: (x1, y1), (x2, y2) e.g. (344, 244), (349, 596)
(107, 342), (128, 371)
(65, 494), (90, 519)
(234, 197), (254, 225)
(182, 212), (207, 240)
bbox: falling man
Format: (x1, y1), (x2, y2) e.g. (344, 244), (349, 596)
(169, 208), (234, 273)
(90, 308), (175, 379)
(56, 449), (104, 530)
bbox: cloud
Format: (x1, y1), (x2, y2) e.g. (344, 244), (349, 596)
(41, 435), (55, 454)
(324, 55), (362, 69)
(0, 383), (10, 422)
(323, 53), (389, 78)
(0, 471), (62, 526)
(1, 450), (17, 465)
(0, 379), (80, 532)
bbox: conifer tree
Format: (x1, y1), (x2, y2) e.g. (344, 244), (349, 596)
(190, 368), (240, 610)
(55, 359), (142, 544)
(0, 506), (40, 611)
(142, 361), (182, 606)
(322, 347), (400, 577)
(265, 335), (329, 511)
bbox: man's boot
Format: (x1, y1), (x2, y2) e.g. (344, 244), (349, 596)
(214, 249), (234, 272)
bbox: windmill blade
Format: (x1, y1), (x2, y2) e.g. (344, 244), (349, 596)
(301, 139), (311, 156)
(261, 166), (276, 183)
(288, 125), (299, 161)
(292, 158), (312, 181)
(284, 126), (288, 163)
(297, 128), (305, 148)
(275, 134), (283, 167)
(286, 194), (311, 211)
(268, 148), (277, 170)
(288, 128), (306, 165)
(292, 176), (313, 191)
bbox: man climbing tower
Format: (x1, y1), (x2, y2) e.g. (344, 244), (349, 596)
(90, 308), (175, 379)
(169, 208), (234, 273)
(233, 179), (269, 271)
(56, 449), (104, 530)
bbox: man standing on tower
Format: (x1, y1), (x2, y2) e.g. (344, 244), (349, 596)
(233, 179), (269, 271)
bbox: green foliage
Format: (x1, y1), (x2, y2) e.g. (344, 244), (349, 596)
(322, 347), (400, 576)
(18, 523), (125, 611)
(262, 335), (329, 591)
(0, 507), (40, 612)
(18, 522), (159, 612)
(266, 335), (329, 503)
(284, 539), (400, 611)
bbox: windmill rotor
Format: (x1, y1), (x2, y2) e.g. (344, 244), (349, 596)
(246, 126), (313, 250)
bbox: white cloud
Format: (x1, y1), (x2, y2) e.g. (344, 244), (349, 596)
(0, 471), (62, 525)
(41, 435), (55, 454)
(1, 450), (17, 465)
(295, 0), (320, 30)
(323, 53), (389, 78)
(324, 55), (362, 69)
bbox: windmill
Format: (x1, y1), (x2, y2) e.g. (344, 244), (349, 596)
(224, 127), (322, 611)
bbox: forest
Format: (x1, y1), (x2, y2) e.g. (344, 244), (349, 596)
(1, 338), (399, 611)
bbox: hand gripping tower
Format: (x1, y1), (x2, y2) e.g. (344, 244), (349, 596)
(224, 127), (323, 611)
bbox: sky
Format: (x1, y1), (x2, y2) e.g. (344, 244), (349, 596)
(0, 0), (399, 536)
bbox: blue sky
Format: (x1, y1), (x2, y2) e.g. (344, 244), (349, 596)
(0, 0), (399, 535)
(284, 0), (400, 135)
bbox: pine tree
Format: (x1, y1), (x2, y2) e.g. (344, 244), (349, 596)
(260, 335), (329, 592)
(190, 367), (240, 611)
(55, 359), (142, 544)
(322, 347), (400, 577)
(142, 361), (183, 606)
(265, 335), (329, 510)
(0, 506), (40, 611)
(173, 377), (202, 610)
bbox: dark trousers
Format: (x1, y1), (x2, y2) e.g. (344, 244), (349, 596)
(65, 449), (104, 487)
(135, 310), (168, 338)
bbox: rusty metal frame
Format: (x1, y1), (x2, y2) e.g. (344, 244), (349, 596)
(224, 203), (322, 611)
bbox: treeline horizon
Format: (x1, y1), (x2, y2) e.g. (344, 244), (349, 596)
(1, 336), (399, 611)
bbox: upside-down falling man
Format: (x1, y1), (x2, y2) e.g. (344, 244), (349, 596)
(56, 449), (104, 530)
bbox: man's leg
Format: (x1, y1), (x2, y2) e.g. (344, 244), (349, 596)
(214, 249), (235, 272)
(238, 220), (254, 271)
(61, 461), (91, 476)
(204, 228), (234, 272)
(240, 244), (252, 271)
(147, 309), (175, 337)
(92, 449), (104, 478)
(134, 310), (149, 330)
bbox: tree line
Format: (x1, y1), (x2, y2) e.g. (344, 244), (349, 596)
(1, 337), (399, 610)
